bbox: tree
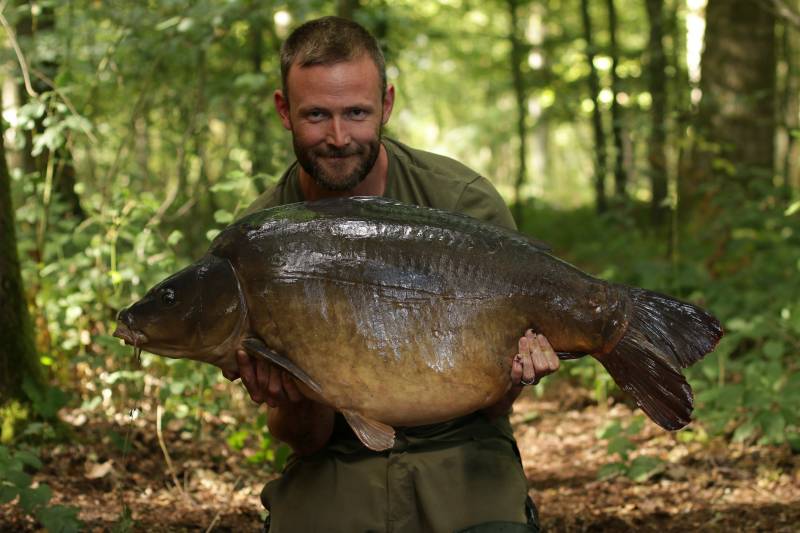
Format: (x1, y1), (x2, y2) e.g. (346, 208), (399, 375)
(0, 99), (41, 402)
(508, 0), (530, 223)
(645, 0), (668, 224)
(683, 0), (777, 213)
(580, 0), (609, 213)
(606, 0), (629, 200)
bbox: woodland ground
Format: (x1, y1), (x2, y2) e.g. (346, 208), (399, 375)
(1, 382), (798, 532)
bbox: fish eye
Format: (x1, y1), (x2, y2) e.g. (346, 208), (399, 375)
(161, 288), (176, 306)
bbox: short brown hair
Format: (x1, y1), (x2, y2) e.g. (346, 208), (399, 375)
(280, 16), (387, 100)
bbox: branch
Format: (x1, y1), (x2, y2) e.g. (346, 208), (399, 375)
(0, 7), (38, 97)
(763, 0), (800, 28)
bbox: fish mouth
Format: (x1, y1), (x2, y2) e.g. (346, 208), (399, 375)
(112, 323), (149, 347)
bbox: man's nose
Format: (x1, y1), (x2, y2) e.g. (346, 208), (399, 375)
(326, 117), (351, 147)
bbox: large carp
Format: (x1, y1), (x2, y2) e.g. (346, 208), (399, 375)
(114, 197), (722, 451)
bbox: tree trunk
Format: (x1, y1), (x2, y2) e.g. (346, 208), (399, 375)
(580, 0), (608, 213)
(248, 9), (270, 194)
(337, 0), (360, 20)
(646, 0), (668, 224)
(0, 102), (41, 402)
(508, 0), (529, 224)
(606, 0), (628, 200)
(780, 16), (799, 199)
(682, 0), (776, 214)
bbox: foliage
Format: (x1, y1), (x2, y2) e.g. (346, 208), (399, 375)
(596, 417), (664, 482)
(520, 196), (800, 449)
(0, 445), (82, 532)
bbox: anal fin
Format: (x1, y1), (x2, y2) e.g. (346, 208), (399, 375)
(342, 410), (395, 451)
(241, 337), (323, 396)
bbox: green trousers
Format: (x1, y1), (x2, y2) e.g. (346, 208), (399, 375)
(261, 413), (539, 533)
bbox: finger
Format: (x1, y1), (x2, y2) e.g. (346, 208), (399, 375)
(521, 338), (536, 385)
(510, 354), (523, 384)
(268, 366), (286, 405)
(253, 356), (274, 406)
(236, 350), (262, 403)
(282, 371), (303, 402)
(528, 335), (550, 376)
(221, 368), (239, 381)
(537, 334), (561, 373)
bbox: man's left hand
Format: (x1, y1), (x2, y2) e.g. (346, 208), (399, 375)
(511, 329), (560, 387)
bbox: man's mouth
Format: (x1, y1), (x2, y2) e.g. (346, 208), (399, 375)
(112, 323), (149, 346)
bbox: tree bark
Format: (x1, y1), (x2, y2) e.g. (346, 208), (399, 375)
(606, 0), (628, 200)
(580, 0), (608, 213)
(646, 0), (668, 224)
(248, 9), (270, 194)
(780, 16), (799, 199)
(508, 0), (530, 224)
(683, 0), (776, 213)
(337, 0), (360, 20)
(0, 101), (41, 402)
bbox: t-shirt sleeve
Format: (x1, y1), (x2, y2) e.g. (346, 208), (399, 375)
(239, 187), (280, 219)
(455, 176), (517, 231)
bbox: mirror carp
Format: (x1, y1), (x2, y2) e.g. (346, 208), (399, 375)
(114, 197), (722, 451)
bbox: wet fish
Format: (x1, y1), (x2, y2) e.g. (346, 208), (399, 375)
(114, 196), (722, 450)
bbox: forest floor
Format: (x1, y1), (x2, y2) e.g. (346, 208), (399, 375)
(2, 382), (799, 532)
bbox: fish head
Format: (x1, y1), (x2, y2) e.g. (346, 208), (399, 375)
(113, 255), (246, 370)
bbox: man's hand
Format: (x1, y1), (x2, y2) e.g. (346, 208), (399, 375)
(510, 329), (560, 387)
(483, 329), (560, 419)
(227, 349), (304, 407)
(223, 348), (335, 455)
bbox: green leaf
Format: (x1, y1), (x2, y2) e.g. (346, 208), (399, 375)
(785, 201), (800, 216)
(167, 230), (183, 246)
(273, 444), (291, 472)
(763, 340), (785, 359)
(19, 484), (52, 513)
(0, 485), (18, 504)
(35, 504), (82, 533)
(732, 420), (757, 443)
(597, 462), (626, 480)
(607, 436), (636, 459)
(226, 429), (249, 451)
(214, 210), (234, 224)
(4, 469), (32, 488)
(14, 450), (42, 470)
(598, 420), (622, 439)
(626, 456), (664, 482)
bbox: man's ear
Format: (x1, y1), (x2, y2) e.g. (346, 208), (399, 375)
(274, 89), (292, 130)
(381, 84), (395, 125)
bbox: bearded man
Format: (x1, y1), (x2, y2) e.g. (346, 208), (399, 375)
(226, 16), (560, 533)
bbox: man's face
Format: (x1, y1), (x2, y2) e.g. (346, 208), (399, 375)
(275, 55), (394, 191)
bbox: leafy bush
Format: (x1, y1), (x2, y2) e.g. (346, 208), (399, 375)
(0, 445), (82, 532)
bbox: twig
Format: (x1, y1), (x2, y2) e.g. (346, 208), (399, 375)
(156, 404), (187, 499)
(204, 476), (243, 533)
(29, 66), (98, 144)
(763, 0), (800, 28)
(0, 7), (37, 97)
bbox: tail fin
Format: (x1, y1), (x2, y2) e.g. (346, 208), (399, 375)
(597, 288), (723, 430)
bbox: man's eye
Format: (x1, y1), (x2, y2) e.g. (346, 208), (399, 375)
(161, 288), (176, 306)
(307, 110), (326, 121)
(348, 109), (367, 119)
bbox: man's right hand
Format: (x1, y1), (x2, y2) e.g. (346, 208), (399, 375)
(231, 349), (305, 407)
(225, 348), (336, 455)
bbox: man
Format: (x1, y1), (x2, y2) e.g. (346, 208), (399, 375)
(226, 16), (560, 532)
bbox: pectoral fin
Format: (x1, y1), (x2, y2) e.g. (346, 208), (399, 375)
(241, 337), (323, 395)
(342, 410), (396, 451)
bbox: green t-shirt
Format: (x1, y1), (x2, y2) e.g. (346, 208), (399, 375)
(243, 137), (517, 231)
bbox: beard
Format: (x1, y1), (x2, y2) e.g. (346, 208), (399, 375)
(293, 129), (382, 192)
